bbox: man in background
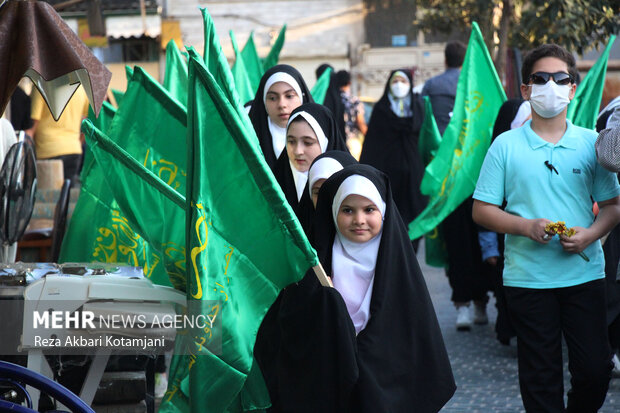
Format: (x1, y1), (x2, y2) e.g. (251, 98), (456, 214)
(422, 40), (466, 134)
(30, 86), (89, 185)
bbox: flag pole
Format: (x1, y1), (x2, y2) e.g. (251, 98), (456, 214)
(312, 263), (333, 287)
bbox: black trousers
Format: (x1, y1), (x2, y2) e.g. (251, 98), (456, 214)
(443, 198), (491, 303)
(505, 279), (612, 413)
(49, 153), (81, 183)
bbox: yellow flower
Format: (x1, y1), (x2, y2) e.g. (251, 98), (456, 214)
(543, 221), (589, 262)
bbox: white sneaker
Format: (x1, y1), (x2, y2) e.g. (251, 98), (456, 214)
(473, 302), (488, 325)
(456, 306), (472, 331)
(612, 354), (620, 379)
(155, 372), (168, 398)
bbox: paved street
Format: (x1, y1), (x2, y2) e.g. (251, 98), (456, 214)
(417, 247), (620, 412)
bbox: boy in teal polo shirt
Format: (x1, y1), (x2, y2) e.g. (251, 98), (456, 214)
(473, 44), (620, 412)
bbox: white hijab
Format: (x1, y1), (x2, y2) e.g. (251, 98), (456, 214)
(286, 111), (329, 201)
(510, 101), (532, 129)
(331, 175), (386, 335)
(268, 118), (287, 159)
(387, 70), (412, 118)
(263, 72), (304, 160)
(308, 157), (344, 198)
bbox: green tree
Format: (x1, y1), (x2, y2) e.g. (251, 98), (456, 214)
(415, 0), (618, 80)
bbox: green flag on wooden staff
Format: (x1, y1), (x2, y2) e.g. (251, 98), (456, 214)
(409, 22), (506, 240)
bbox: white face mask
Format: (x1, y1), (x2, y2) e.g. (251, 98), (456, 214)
(529, 81), (571, 118)
(390, 81), (410, 99)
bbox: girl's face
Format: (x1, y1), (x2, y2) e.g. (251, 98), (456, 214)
(286, 119), (322, 172)
(311, 178), (326, 207)
(336, 194), (382, 243)
(265, 81), (302, 128)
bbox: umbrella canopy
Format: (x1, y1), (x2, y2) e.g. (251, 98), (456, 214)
(0, 0), (112, 120)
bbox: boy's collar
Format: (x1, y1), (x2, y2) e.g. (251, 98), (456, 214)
(525, 119), (577, 149)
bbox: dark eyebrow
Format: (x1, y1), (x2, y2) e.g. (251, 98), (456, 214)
(287, 135), (317, 141)
(266, 88), (296, 96)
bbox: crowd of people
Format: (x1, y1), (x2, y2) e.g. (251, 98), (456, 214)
(3, 37), (620, 412)
(241, 41), (620, 412)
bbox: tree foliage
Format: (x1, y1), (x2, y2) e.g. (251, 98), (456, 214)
(516, 0), (618, 55)
(415, 0), (619, 56)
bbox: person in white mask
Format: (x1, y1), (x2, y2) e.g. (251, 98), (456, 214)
(473, 44), (620, 412)
(359, 69), (427, 252)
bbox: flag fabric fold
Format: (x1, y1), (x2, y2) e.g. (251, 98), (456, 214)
(418, 95), (442, 167)
(409, 22), (506, 240)
(87, 100), (116, 134)
(199, 8), (255, 138)
(230, 30), (256, 105)
(261, 24), (286, 72)
(567, 35), (616, 130)
(240, 32), (264, 93)
(163, 39), (190, 107)
(418, 96), (448, 267)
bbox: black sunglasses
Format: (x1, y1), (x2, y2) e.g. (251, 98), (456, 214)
(528, 71), (574, 86)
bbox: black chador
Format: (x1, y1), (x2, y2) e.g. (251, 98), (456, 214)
(253, 269), (359, 412)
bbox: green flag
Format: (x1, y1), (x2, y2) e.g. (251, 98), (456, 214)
(230, 30), (256, 104)
(163, 39), (189, 107)
(109, 65), (134, 107)
(240, 32), (264, 93)
(82, 120), (187, 291)
(58, 147), (166, 284)
(567, 35), (616, 130)
(409, 22), (506, 240)
(417, 96), (447, 267)
(199, 8), (255, 137)
(60, 66), (188, 288)
(262, 24), (286, 72)
(87, 100), (116, 134)
(197, 9), (258, 154)
(418, 96), (442, 167)
(107, 66), (187, 195)
(125, 65), (134, 82)
(310, 66), (333, 104)
(167, 51), (318, 413)
(424, 225), (448, 268)
(111, 89), (124, 107)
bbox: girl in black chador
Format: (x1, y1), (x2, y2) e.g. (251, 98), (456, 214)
(273, 102), (348, 235)
(312, 164), (456, 412)
(248, 64), (313, 171)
